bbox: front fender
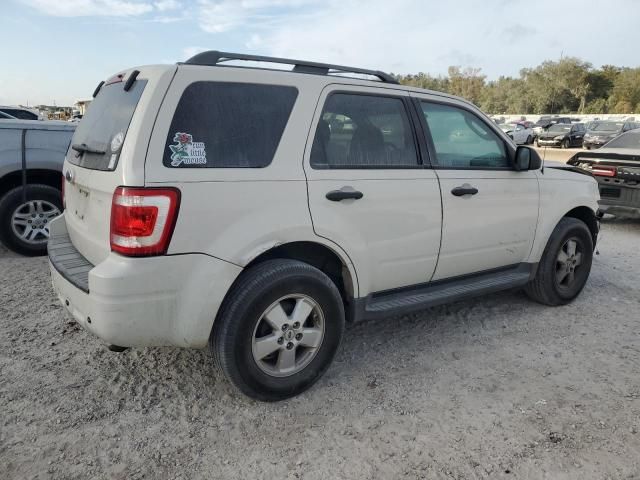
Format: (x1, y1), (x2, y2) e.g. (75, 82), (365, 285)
(529, 171), (599, 262)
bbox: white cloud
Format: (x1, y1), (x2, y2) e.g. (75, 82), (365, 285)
(196, 0), (314, 33)
(218, 0), (640, 78)
(154, 0), (180, 11)
(182, 46), (209, 60)
(20, 0), (154, 16)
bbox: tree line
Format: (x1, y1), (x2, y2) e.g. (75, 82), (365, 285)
(395, 57), (640, 115)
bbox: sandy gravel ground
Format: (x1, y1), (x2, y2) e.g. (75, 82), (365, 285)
(1, 218), (639, 480)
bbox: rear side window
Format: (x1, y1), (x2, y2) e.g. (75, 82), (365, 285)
(68, 80), (147, 171)
(1, 109), (38, 120)
(164, 82), (297, 168)
(310, 93), (419, 168)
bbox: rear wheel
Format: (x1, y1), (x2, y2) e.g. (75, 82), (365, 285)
(525, 217), (593, 306)
(0, 184), (62, 256)
(562, 138), (570, 149)
(526, 135), (533, 145)
(211, 259), (345, 401)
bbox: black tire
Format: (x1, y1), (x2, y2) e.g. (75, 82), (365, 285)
(536, 138), (540, 147)
(526, 135), (533, 145)
(525, 217), (593, 306)
(562, 138), (570, 149)
(0, 184), (62, 256)
(211, 259), (345, 401)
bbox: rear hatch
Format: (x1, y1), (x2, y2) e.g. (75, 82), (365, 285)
(63, 65), (177, 266)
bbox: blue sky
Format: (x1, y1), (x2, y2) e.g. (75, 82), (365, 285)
(2, 0), (639, 106)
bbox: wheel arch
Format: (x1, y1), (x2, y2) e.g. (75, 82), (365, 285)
(243, 241), (359, 321)
(563, 205), (598, 249)
(0, 169), (62, 199)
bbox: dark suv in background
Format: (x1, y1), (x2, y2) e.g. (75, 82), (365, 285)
(532, 116), (571, 138)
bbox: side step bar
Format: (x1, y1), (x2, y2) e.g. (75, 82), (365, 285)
(355, 263), (535, 322)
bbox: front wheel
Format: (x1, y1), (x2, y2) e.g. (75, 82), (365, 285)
(0, 184), (62, 256)
(525, 217), (593, 306)
(526, 135), (533, 145)
(562, 138), (570, 149)
(211, 259), (345, 401)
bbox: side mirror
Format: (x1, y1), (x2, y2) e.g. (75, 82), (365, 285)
(513, 145), (542, 171)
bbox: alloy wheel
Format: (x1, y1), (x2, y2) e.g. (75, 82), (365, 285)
(251, 294), (325, 377)
(555, 237), (584, 288)
(10, 200), (60, 244)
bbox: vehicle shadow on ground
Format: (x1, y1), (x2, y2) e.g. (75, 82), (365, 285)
(80, 285), (541, 409)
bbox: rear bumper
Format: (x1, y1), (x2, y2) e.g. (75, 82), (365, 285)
(48, 214), (242, 348)
(596, 178), (640, 216)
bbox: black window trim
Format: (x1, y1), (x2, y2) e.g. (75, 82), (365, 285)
(163, 81), (299, 169)
(411, 97), (518, 172)
(310, 89), (429, 170)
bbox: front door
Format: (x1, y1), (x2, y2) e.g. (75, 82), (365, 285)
(304, 86), (442, 296)
(413, 96), (539, 281)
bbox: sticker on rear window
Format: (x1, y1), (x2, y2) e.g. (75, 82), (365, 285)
(168, 132), (207, 167)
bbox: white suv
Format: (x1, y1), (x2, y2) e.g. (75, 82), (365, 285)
(48, 51), (600, 401)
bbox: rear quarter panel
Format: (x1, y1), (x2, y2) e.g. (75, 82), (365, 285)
(145, 66), (359, 294)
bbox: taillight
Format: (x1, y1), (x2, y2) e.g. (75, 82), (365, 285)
(110, 187), (180, 256)
(591, 165), (617, 177)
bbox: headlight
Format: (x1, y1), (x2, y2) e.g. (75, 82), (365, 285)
(554, 135), (565, 140)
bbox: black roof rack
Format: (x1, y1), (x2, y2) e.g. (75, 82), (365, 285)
(182, 50), (398, 84)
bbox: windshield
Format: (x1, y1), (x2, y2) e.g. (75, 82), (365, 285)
(548, 125), (571, 133)
(498, 124), (513, 132)
(68, 79), (147, 171)
(591, 122), (623, 132)
(604, 131), (640, 149)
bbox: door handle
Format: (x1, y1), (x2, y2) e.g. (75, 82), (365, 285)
(451, 185), (478, 196)
(326, 187), (364, 201)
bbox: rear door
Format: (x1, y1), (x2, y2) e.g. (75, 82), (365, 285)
(304, 85), (442, 296)
(412, 94), (539, 281)
(63, 66), (176, 265)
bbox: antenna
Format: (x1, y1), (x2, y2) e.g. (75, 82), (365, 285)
(540, 50), (566, 174)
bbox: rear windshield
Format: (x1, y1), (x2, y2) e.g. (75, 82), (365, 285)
(163, 82), (298, 168)
(604, 131), (640, 149)
(68, 79), (147, 171)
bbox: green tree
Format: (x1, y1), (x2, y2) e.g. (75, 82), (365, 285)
(447, 66), (486, 105)
(608, 68), (640, 113)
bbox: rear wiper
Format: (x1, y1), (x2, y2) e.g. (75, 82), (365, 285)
(72, 143), (106, 155)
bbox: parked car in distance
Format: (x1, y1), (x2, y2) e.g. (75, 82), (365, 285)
(48, 51), (600, 401)
(568, 129), (640, 218)
(0, 119), (75, 255)
(582, 121), (640, 149)
(537, 123), (586, 148)
(532, 116), (572, 138)
(499, 123), (534, 144)
(0, 106), (42, 121)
